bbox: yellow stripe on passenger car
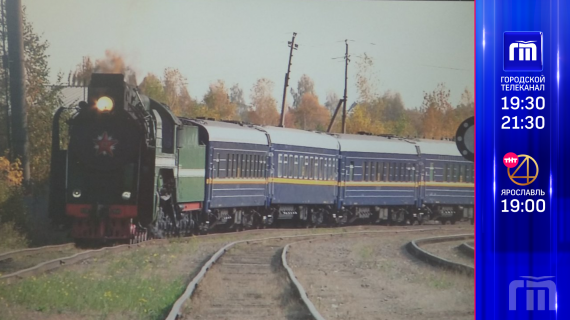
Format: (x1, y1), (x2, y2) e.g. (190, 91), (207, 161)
(424, 182), (474, 188)
(270, 178), (337, 186)
(342, 181), (417, 187)
(207, 178), (267, 185)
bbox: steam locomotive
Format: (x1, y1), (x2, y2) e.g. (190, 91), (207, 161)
(49, 74), (474, 243)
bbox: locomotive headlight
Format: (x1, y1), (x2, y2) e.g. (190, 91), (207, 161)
(122, 191), (131, 200)
(72, 189), (81, 198)
(96, 96), (114, 112)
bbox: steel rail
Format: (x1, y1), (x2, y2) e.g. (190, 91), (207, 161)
(165, 226), (470, 320)
(405, 234), (474, 276)
(282, 243), (325, 320)
(458, 241), (475, 257)
(0, 243), (74, 262)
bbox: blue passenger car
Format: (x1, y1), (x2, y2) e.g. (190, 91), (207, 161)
(186, 119), (270, 229)
(337, 134), (420, 224)
(258, 126), (339, 226)
(416, 139), (474, 223)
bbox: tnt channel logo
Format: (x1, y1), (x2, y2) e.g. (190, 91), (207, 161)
(504, 32), (543, 72)
(503, 152), (538, 186)
(509, 276), (556, 311)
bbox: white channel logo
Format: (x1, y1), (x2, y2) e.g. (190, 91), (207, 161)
(509, 276), (556, 311)
(509, 41), (537, 61)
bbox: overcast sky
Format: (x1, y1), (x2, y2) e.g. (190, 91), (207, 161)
(22, 0), (473, 109)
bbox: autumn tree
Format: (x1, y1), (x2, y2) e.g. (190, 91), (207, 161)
(420, 83), (453, 139)
(290, 74), (315, 108)
(230, 83), (248, 121)
(163, 68), (195, 117)
(292, 93), (329, 131)
(139, 73), (167, 102)
(202, 80), (238, 120)
(248, 78), (279, 126)
(324, 91), (340, 115)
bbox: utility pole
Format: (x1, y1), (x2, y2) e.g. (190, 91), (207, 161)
(279, 32), (298, 128)
(341, 40), (349, 134)
(1, 0), (11, 159)
(6, 0), (29, 185)
(326, 40), (351, 133)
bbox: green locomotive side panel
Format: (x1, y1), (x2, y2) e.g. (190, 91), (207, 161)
(176, 126), (206, 202)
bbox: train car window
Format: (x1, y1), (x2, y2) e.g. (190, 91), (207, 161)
(365, 162), (370, 181)
(293, 155), (299, 178)
(278, 154), (283, 178)
(257, 155), (261, 178)
(443, 164), (448, 182)
(320, 158), (324, 180)
(429, 163), (434, 181)
(466, 164), (472, 182)
(370, 162), (376, 182)
(314, 157), (317, 180)
(460, 165), (465, 182)
(376, 162), (380, 181)
(235, 154), (240, 178)
(324, 158), (329, 180)
(349, 161), (354, 181)
(412, 165), (417, 182)
(305, 157), (309, 179)
(447, 164), (452, 182)
(299, 156), (305, 178)
(245, 154), (251, 178)
(249, 154), (253, 178)
(453, 164), (459, 182)
(244, 154), (249, 178)
(215, 153), (220, 178)
(289, 155), (295, 178)
(230, 154), (234, 177)
(242, 154), (246, 178)
(226, 154), (230, 178)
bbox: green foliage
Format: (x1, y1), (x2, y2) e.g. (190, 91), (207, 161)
(0, 157), (28, 251)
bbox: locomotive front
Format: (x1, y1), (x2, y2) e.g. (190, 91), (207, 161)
(64, 74), (145, 241)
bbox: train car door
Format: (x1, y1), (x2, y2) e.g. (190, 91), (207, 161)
(417, 161), (426, 207)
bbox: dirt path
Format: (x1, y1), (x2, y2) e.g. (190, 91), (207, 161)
(184, 239), (312, 320)
(288, 229), (474, 320)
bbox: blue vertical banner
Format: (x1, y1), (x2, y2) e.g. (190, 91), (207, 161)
(476, 0), (569, 319)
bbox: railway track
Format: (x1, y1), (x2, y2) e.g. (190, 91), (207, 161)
(166, 225), (471, 320)
(406, 234), (474, 276)
(0, 243), (79, 277)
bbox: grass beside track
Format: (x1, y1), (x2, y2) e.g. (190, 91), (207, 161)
(0, 242), (203, 320)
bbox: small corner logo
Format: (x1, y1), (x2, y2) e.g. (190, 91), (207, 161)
(503, 153), (538, 186)
(504, 32), (543, 72)
(509, 276), (556, 311)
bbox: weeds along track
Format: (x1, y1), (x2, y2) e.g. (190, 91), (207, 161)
(167, 226), (472, 320)
(406, 234), (474, 276)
